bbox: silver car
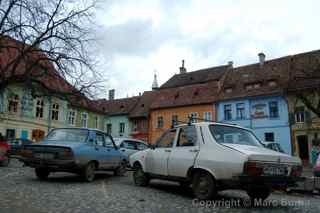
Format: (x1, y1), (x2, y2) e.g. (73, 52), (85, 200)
(113, 138), (149, 159)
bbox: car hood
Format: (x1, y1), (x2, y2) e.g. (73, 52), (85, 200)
(223, 144), (301, 164)
(33, 140), (84, 149)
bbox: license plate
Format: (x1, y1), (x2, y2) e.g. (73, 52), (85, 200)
(34, 153), (54, 159)
(263, 166), (285, 176)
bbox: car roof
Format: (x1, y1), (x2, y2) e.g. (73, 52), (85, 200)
(50, 127), (109, 135)
(174, 122), (252, 131)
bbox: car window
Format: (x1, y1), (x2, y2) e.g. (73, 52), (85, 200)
(105, 135), (115, 148)
(177, 126), (197, 147)
(156, 129), (176, 148)
(136, 142), (147, 150)
(122, 141), (137, 150)
(96, 133), (105, 146)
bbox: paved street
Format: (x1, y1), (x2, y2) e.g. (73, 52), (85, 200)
(0, 160), (319, 213)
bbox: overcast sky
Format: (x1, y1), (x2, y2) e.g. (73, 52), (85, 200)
(94, 0), (320, 99)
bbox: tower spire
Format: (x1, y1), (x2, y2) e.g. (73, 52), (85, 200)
(152, 70), (159, 90)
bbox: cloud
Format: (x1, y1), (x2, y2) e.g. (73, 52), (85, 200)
(94, 0), (320, 98)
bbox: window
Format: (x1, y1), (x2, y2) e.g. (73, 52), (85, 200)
(94, 116), (99, 129)
(104, 135), (114, 147)
(8, 95), (19, 113)
(6, 129), (16, 139)
(203, 112), (212, 121)
(106, 123), (112, 134)
(133, 120), (138, 131)
(119, 122), (125, 133)
(68, 110), (76, 126)
(295, 111), (305, 123)
(81, 113), (88, 128)
(51, 103), (59, 121)
(35, 99), (44, 118)
(253, 83), (261, 88)
(268, 80), (277, 87)
(236, 103), (245, 120)
(225, 88), (233, 93)
(177, 126), (197, 147)
(121, 141), (137, 150)
(172, 115), (178, 126)
(209, 125), (262, 147)
(157, 116), (164, 128)
(224, 104), (232, 120)
(47, 128), (88, 142)
(190, 112), (198, 123)
(265, 132), (275, 142)
(96, 133), (105, 146)
(245, 84), (253, 90)
(156, 129), (176, 148)
(269, 101), (279, 118)
(136, 142), (148, 150)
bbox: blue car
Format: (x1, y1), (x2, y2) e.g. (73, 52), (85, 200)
(20, 128), (127, 182)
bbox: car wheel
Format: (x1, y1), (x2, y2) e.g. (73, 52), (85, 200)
(133, 164), (149, 186)
(246, 186), (271, 202)
(114, 161), (127, 176)
(192, 171), (217, 200)
(82, 162), (96, 182)
(35, 168), (50, 180)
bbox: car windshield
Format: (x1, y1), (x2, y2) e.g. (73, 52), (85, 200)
(209, 125), (262, 147)
(46, 129), (88, 142)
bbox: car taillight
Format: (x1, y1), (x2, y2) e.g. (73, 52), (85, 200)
(291, 165), (302, 177)
(21, 149), (33, 157)
(58, 149), (73, 160)
(243, 161), (263, 176)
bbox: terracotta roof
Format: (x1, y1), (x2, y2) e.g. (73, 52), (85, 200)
(97, 97), (140, 116)
(150, 82), (219, 109)
(129, 91), (159, 118)
(218, 56), (291, 101)
(0, 36), (103, 114)
(287, 49), (320, 91)
(160, 65), (229, 89)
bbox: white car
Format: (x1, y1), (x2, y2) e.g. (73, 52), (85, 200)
(130, 122), (303, 200)
(113, 138), (149, 159)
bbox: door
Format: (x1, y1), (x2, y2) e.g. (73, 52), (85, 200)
(297, 135), (309, 164)
(168, 125), (199, 177)
(6, 129), (15, 139)
(146, 129), (177, 176)
(95, 132), (109, 169)
(21, 130), (28, 139)
(104, 135), (121, 168)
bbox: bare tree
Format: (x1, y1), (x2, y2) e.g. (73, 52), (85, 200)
(0, 0), (104, 99)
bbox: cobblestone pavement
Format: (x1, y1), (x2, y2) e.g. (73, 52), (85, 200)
(0, 160), (319, 213)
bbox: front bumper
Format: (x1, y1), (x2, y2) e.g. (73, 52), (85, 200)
(20, 157), (78, 171)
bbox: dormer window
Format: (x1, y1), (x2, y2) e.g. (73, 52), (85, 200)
(253, 83), (261, 88)
(268, 80), (277, 87)
(225, 88), (233, 93)
(141, 104), (145, 107)
(194, 90), (199, 96)
(245, 84), (253, 90)
(120, 105), (124, 109)
(174, 92), (179, 99)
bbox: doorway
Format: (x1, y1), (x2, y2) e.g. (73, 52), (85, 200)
(297, 135), (309, 163)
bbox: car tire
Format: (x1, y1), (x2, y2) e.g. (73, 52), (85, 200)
(82, 162), (96, 182)
(133, 164), (149, 186)
(114, 161), (127, 176)
(35, 168), (50, 180)
(192, 171), (217, 200)
(246, 186), (271, 202)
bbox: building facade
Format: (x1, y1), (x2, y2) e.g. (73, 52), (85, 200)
(216, 96), (292, 154)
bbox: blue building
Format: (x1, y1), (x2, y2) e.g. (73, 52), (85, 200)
(216, 54), (292, 154)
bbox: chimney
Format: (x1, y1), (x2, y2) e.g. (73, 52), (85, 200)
(258, 52), (265, 67)
(108, 89), (115, 100)
(179, 60), (187, 74)
(228, 61), (233, 69)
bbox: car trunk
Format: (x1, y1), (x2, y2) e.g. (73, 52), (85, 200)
(223, 144), (301, 164)
(24, 145), (72, 160)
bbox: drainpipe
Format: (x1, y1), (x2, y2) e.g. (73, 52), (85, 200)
(249, 99), (253, 129)
(47, 96), (52, 132)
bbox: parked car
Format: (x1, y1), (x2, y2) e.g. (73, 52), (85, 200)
(20, 128), (127, 182)
(0, 138), (11, 167)
(8, 138), (33, 156)
(314, 154), (320, 177)
(113, 138), (149, 159)
(261, 141), (285, 153)
(130, 122), (303, 201)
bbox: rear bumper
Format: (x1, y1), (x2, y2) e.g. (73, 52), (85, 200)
(20, 157), (79, 171)
(237, 175), (305, 187)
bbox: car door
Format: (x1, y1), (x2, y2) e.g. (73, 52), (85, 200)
(168, 125), (199, 178)
(104, 135), (121, 168)
(95, 132), (109, 169)
(146, 129), (178, 176)
(119, 140), (138, 158)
